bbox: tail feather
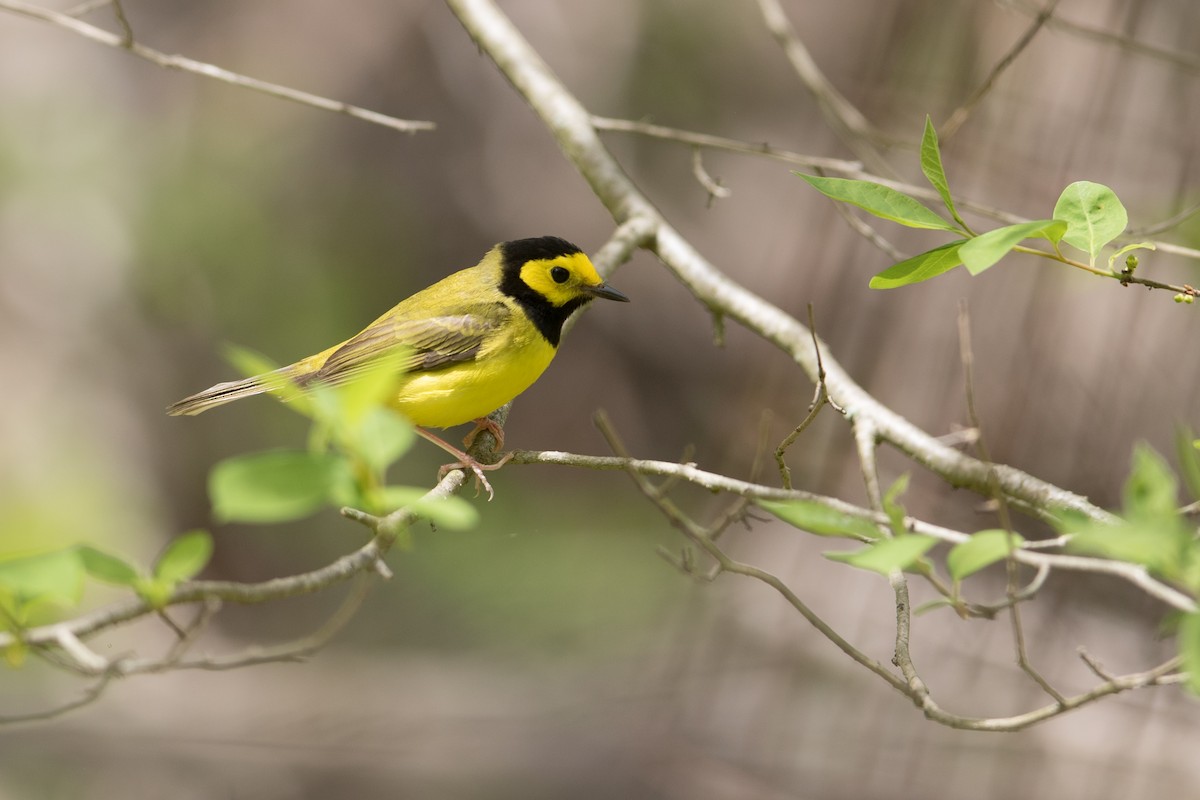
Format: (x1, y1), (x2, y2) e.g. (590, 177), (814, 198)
(166, 368), (292, 416)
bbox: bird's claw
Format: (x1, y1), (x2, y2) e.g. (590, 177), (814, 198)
(462, 417), (506, 451)
(437, 452), (514, 501)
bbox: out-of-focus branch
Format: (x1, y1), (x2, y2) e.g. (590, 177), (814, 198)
(996, 0), (1200, 74)
(940, 0), (1060, 140)
(0, 0), (436, 134)
(590, 116), (862, 173)
(753, 0), (896, 176)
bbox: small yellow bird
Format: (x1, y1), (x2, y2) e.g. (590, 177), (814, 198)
(168, 236), (629, 497)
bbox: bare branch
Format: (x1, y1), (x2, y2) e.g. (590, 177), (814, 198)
(594, 411), (910, 694)
(0, 0), (435, 134)
(941, 0), (1060, 140)
(997, 0), (1200, 74)
(594, 415), (1189, 731)
(0, 670), (120, 725)
(0, 474), (460, 654)
(691, 147), (731, 204)
(508, 446), (1197, 613)
(753, 0), (896, 175)
(775, 305), (841, 489)
(593, 116), (1200, 265)
(119, 575), (373, 675)
(1128, 201), (1200, 238)
(591, 115), (862, 173)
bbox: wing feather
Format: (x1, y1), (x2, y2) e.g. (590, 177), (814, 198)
(308, 305), (508, 388)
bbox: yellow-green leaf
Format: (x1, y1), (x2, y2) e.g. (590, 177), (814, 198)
(946, 529), (1023, 581)
(758, 499), (882, 540)
(154, 531), (213, 584)
(1053, 181), (1128, 263)
(824, 535), (938, 575)
(797, 174), (960, 232)
(870, 242), (965, 289)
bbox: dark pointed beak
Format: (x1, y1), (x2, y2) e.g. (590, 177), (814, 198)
(586, 281), (630, 302)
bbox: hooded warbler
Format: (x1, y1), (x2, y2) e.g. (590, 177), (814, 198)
(168, 236), (629, 497)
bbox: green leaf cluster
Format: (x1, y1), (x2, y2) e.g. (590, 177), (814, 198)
(798, 116), (1155, 288)
(208, 346), (476, 531)
(0, 533), (214, 665)
(1056, 440), (1199, 588)
(760, 475), (938, 577)
(1051, 433), (1200, 692)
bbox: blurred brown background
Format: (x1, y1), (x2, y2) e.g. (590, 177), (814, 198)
(1, 0), (1198, 797)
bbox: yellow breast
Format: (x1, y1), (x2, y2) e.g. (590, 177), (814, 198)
(390, 317), (557, 428)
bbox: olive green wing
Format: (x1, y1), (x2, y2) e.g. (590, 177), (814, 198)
(308, 304), (509, 387)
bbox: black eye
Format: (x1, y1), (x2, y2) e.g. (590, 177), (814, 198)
(550, 266), (570, 283)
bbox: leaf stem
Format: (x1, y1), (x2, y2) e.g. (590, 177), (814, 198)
(1011, 244), (1197, 294)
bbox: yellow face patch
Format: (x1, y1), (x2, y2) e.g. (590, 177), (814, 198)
(518, 252), (605, 307)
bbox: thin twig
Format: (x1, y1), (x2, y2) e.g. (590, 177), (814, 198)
(595, 412), (1189, 731)
(1078, 647), (1116, 682)
(774, 305), (841, 489)
(941, 0), (1060, 140)
(590, 115), (862, 173)
(691, 147), (731, 204)
(959, 301), (1065, 704)
(64, 0), (111, 16)
(120, 574), (374, 675)
(108, 0), (131, 46)
(0, 0), (435, 134)
(595, 411), (909, 694)
(0, 670), (120, 725)
(592, 115), (1200, 266)
(505, 447), (1196, 613)
(996, 0), (1200, 74)
(753, 0), (896, 175)
(1128, 201), (1200, 238)
(831, 200), (908, 261)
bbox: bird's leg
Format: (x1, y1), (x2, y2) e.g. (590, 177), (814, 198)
(415, 427), (511, 501)
(462, 417), (505, 451)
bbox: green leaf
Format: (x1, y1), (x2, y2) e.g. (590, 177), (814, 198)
(1175, 426), (1200, 503)
(824, 535), (938, 575)
(1053, 181), (1128, 263)
(330, 348), (411, 428)
(920, 116), (962, 227)
(1070, 522), (1187, 576)
(154, 531), (213, 584)
(882, 473), (910, 535)
(796, 174), (960, 232)
(960, 220), (1067, 276)
(209, 449), (350, 523)
(1065, 444), (1190, 578)
(1179, 612), (1200, 694)
(1123, 443), (1178, 520)
(5, 640), (28, 668)
(946, 529), (1024, 581)
(0, 549), (85, 611)
(133, 577), (174, 610)
(378, 487), (480, 531)
(1108, 241), (1155, 271)
(758, 499), (882, 540)
(869, 241), (965, 289)
(77, 546), (140, 586)
(355, 408), (415, 474)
